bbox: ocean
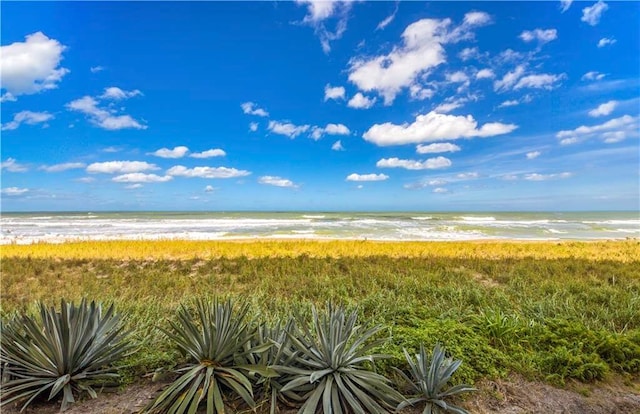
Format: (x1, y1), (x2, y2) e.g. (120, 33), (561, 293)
(1, 211), (638, 244)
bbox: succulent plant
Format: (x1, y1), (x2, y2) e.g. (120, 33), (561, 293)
(0, 299), (132, 412)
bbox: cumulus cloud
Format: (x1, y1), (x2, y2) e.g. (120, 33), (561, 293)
(346, 173), (389, 182)
(582, 71), (606, 81)
(150, 146), (189, 158)
(519, 28), (558, 44)
(416, 143), (461, 154)
(66, 96), (147, 130)
(249, 122), (259, 132)
(588, 100), (617, 117)
(241, 102), (269, 117)
(1, 111), (54, 131)
(295, 0), (354, 53)
(560, 0), (573, 12)
(166, 165), (251, 179)
(39, 162), (86, 172)
(0, 32), (69, 99)
(377, 156), (452, 170)
(597, 37), (616, 48)
(311, 123), (351, 140)
(363, 111), (517, 146)
(1, 158), (28, 172)
(268, 121), (310, 138)
(324, 84), (346, 101)
(557, 115), (638, 144)
(475, 69), (495, 79)
(190, 149), (226, 158)
(258, 175), (298, 188)
(100, 87), (142, 100)
(332, 140), (345, 151)
(494, 65), (526, 91)
(581, 1), (608, 25)
(458, 47), (482, 61)
(524, 172), (572, 181)
(1, 187), (29, 196)
(86, 161), (159, 174)
(348, 13), (491, 104)
(347, 93), (376, 109)
(514, 73), (566, 90)
(112, 173), (173, 183)
(526, 151), (541, 159)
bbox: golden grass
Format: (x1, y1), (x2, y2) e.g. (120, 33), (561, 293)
(2, 239), (639, 261)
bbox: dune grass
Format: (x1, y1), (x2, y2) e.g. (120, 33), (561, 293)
(1, 240), (639, 387)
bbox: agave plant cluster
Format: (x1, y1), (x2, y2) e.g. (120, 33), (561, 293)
(0, 298), (475, 414)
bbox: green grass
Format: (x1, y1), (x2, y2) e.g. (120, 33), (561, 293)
(2, 241), (639, 388)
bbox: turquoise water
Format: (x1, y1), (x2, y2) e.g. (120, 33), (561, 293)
(1, 211), (638, 244)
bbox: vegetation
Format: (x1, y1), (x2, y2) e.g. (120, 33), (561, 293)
(396, 344), (475, 414)
(1, 240), (639, 411)
(0, 299), (132, 412)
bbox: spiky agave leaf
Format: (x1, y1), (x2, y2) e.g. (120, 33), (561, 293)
(146, 298), (275, 414)
(277, 303), (404, 414)
(0, 299), (133, 412)
(395, 343), (476, 414)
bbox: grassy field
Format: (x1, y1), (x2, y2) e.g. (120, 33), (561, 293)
(2, 240), (639, 387)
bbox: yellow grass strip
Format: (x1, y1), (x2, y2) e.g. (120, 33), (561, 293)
(2, 240), (639, 261)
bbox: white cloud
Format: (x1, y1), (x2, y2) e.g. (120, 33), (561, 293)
(347, 92), (376, 109)
(501, 174), (519, 181)
(150, 146), (190, 158)
(295, 0), (353, 53)
(433, 187), (448, 193)
(494, 65), (526, 91)
(125, 184), (143, 189)
(346, 173), (389, 182)
(409, 85), (435, 101)
(588, 100), (617, 117)
(519, 28), (558, 44)
(1, 187), (29, 196)
(498, 100), (520, 108)
(582, 71), (606, 81)
(205, 185), (215, 192)
(446, 71), (469, 83)
(66, 96), (147, 130)
(458, 47), (482, 61)
(241, 102), (269, 117)
(311, 123), (351, 140)
(190, 149), (226, 158)
(268, 121), (310, 138)
(597, 37), (616, 48)
(1, 110), (54, 131)
(526, 151), (541, 159)
(100, 87), (142, 100)
(376, 156), (452, 170)
(249, 122), (259, 132)
(434, 102), (462, 113)
(90, 66), (104, 73)
(429, 179), (448, 186)
(102, 146), (121, 153)
(332, 140), (345, 151)
(363, 111), (517, 146)
(376, 3), (399, 30)
(258, 175), (298, 188)
(457, 172), (479, 179)
(560, 0), (573, 13)
(1, 158), (28, 172)
(87, 161), (159, 174)
(0, 32), (69, 99)
(476, 69), (495, 79)
(514, 73), (566, 90)
(324, 84), (346, 101)
(166, 165), (251, 179)
(112, 173), (173, 183)
(0, 93), (16, 103)
(581, 1), (608, 25)
(348, 13), (491, 105)
(76, 177), (95, 183)
(524, 172), (572, 181)
(416, 143), (461, 154)
(557, 115), (638, 144)
(39, 162), (86, 173)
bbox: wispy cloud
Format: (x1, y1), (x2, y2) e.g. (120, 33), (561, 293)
(166, 165), (251, 179)
(39, 162), (86, 172)
(1, 110), (53, 131)
(1, 158), (28, 172)
(241, 102), (269, 117)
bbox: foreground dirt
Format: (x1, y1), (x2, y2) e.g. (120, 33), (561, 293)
(4, 375), (639, 414)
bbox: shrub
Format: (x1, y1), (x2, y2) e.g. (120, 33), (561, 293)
(0, 299), (132, 412)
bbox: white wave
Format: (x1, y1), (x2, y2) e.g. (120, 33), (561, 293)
(457, 216), (496, 222)
(583, 220), (640, 225)
(411, 216), (433, 221)
(302, 215), (326, 219)
(546, 229), (568, 234)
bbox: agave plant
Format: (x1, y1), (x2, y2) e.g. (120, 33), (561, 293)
(395, 343), (476, 414)
(0, 299), (133, 412)
(146, 299), (275, 414)
(278, 304), (404, 413)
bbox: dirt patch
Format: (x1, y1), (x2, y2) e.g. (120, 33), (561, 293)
(3, 375), (639, 414)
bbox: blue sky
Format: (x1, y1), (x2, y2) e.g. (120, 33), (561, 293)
(1, 1), (638, 212)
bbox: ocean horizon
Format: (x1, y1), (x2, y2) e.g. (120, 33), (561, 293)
(1, 211), (638, 244)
